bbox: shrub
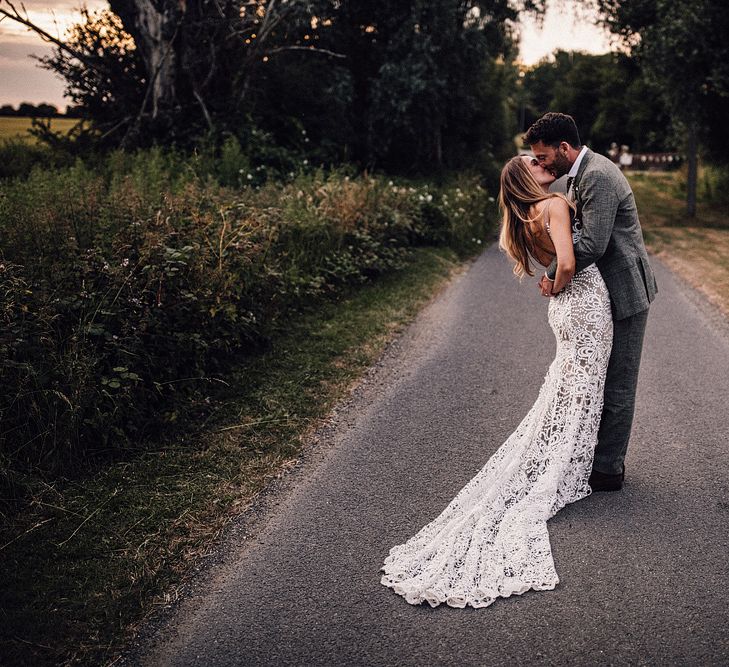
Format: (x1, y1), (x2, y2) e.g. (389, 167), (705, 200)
(0, 151), (497, 505)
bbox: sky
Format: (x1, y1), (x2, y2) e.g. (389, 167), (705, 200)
(0, 0), (613, 111)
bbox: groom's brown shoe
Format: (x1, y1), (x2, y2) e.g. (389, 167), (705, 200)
(589, 468), (624, 492)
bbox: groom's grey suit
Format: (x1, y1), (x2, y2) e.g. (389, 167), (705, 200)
(547, 148), (658, 476)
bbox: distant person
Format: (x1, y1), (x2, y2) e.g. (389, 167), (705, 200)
(608, 141), (619, 162)
(619, 145), (633, 170)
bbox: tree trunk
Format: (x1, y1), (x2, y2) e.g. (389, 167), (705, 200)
(686, 120), (698, 218)
(434, 125), (443, 171)
(108, 0), (184, 119)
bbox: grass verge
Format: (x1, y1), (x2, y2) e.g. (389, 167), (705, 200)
(0, 245), (473, 666)
(628, 170), (729, 316)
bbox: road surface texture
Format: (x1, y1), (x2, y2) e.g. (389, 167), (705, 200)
(125, 245), (729, 667)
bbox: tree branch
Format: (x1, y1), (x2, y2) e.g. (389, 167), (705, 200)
(265, 45), (346, 58)
(0, 0), (110, 76)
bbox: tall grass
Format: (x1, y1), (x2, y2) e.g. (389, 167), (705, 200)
(0, 144), (497, 508)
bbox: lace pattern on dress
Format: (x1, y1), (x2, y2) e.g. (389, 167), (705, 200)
(380, 224), (612, 608)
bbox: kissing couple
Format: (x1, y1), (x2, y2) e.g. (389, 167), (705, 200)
(380, 112), (658, 609)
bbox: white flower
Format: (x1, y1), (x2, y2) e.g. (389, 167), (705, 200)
(239, 168), (244, 174)
(247, 173), (253, 180)
(303, 159), (308, 165)
(425, 194), (433, 202)
(388, 181), (394, 186)
(121, 258), (129, 267)
(477, 239), (482, 244)
(488, 196), (495, 202)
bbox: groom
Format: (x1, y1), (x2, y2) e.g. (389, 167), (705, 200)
(524, 112), (658, 492)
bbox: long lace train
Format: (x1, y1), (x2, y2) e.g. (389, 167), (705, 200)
(380, 263), (613, 608)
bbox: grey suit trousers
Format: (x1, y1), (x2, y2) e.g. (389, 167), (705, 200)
(593, 307), (649, 475)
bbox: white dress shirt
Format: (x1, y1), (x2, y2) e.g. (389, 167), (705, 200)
(566, 145), (589, 200)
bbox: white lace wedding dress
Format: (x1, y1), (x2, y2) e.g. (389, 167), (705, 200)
(380, 223), (613, 609)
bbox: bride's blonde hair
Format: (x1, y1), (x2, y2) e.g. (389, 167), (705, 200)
(498, 156), (575, 278)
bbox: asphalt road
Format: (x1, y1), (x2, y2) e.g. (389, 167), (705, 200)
(128, 245), (729, 667)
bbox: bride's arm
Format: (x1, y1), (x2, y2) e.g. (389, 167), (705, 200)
(545, 197), (576, 294)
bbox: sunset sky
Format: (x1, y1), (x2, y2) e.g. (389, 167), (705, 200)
(0, 1), (612, 111)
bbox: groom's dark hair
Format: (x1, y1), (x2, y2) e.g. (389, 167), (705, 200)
(524, 112), (581, 148)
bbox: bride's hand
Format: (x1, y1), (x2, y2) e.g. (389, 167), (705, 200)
(538, 275), (554, 297)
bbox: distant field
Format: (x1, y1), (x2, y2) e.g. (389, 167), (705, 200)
(0, 116), (79, 142)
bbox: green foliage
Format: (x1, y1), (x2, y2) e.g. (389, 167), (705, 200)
(30, 0), (535, 174)
(699, 165), (729, 205)
(0, 151), (497, 505)
(519, 51), (672, 153)
(596, 0), (729, 162)
(0, 135), (77, 179)
(305, 0), (524, 172)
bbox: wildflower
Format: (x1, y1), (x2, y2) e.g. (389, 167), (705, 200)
(247, 173), (253, 180)
(388, 181), (394, 186)
(303, 159), (309, 165)
(477, 239), (482, 244)
(488, 196), (495, 202)
(121, 258), (130, 267)
(425, 194), (433, 202)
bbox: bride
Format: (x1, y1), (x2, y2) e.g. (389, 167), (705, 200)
(380, 155), (613, 608)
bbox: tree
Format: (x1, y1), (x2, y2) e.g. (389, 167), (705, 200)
(519, 50), (671, 154)
(596, 0), (729, 216)
(313, 0), (534, 173)
(0, 0), (344, 148)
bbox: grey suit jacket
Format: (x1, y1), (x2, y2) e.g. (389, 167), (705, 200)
(547, 148), (658, 320)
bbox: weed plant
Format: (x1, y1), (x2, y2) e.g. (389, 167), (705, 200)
(0, 143), (496, 510)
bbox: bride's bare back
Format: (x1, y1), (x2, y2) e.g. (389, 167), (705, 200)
(525, 200), (557, 268)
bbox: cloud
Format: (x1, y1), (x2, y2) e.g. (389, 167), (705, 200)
(0, 0), (105, 106)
